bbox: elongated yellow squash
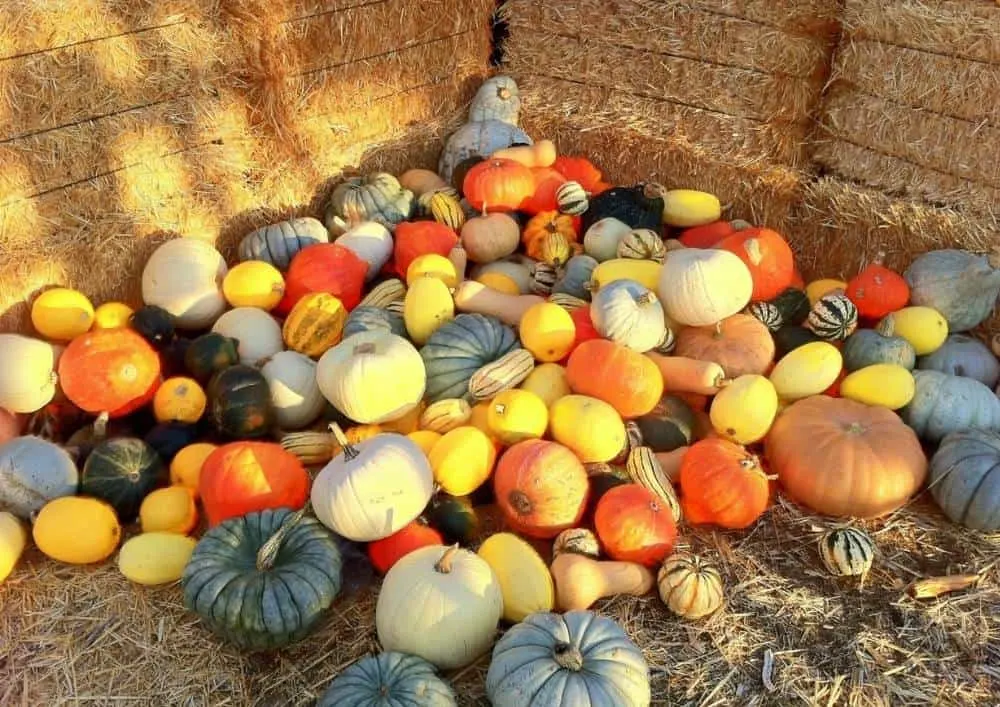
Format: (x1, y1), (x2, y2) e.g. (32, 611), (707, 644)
(710, 374), (778, 444)
(589, 258), (661, 292)
(404, 276), (454, 345)
(840, 364), (915, 410)
(118, 533), (197, 585)
(879, 306), (948, 356)
(0, 512), (27, 582)
(769, 341), (842, 400)
(477, 532), (554, 622)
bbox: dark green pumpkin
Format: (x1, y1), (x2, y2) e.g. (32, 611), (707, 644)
(773, 326), (822, 359)
(580, 184), (664, 233)
(420, 314), (519, 402)
(182, 507), (342, 651)
(424, 494), (480, 545)
(635, 396), (695, 452)
(129, 305), (177, 350)
(207, 365), (275, 439)
(185, 332), (240, 383)
(145, 422), (202, 461)
(842, 329), (916, 371)
(768, 288), (811, 326)
(80, 437), (165, 520)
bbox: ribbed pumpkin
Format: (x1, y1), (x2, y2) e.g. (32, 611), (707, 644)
(680, 439), (770, 529)
(918, 334), (1000, 388)
(553, 155), (611, 194)
(207, 365), (276, 439)
(657, 553), (725, 620)
(318, 652), (457, 707)
(463, 158), (535, 212)
(805, 293), (859, 341)
(80, 437), (164, 521)
(421, 314), (519, 402)
(903, 248), (1000, 332)
(566, 340), (663, 418)
(344, 305), (407, 339)
(657, 248), (753, 326)
(199, 442), (309, 526)
(674, 314), (775, 378)
(278, 243), (368, 315)
(522, 166), (567, 215)
(282, 292), (347, 358)
(842, 326), (916, 371)
(589, 279), (667, 353)
(259, 351), (325, 430)
(901, 370), (1000, 443)
(393, 221), (459, 277)
(238, 216), (330, 271)
(716, 228), (795, 302)
(368, 521), (445, 575)
(594, 483), (677, 567)
(929, 429), (1000, 531)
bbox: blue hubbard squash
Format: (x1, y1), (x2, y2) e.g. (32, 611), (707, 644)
(343, 305), (407, 339)
(901, 370), (1000, 443)
(929, 429), (1000, 531)
(420, 314), (519, 402)
(81, 438), (165, 521)
(904, 248), (1000, 332)
(917, 334), (999, 388)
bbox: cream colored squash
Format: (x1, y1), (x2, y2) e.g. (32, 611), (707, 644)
(840, 364), (916, 410)
(317, 331), (426, 424)
(259, 351), (325, 430)
(211, 307), (284, 366)
(0, 334), (58, 413)
(657, 248), (753, 326)
(584, 217), (632, 262)
(335, 221), (393, 281)
(405, 276), (455, 345)
(117, 533), (197, 585)
(769, 341), (843, 400)
(709, 374), (778, 444)
(518, 362), (571, 407)
(376, 544), (503, 669)
(477, 532), (554, 622)
(141, 237), (228, 329)
(0, 512), (27, 582)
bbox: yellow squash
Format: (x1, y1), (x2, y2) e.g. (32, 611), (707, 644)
(709, 374), (778, 444)
(519, 302), (575, 362)
(169, 442), (217, 496)
(33, 497), (121, 564)
(283, 291), (347, 358)
(475, 271), (521, 295)
(590, 258), (661, 292)
(769, 341), (842, 401)
(519, 362), (571, 407)
(153, 376), (207, 424)
(428, 426), (497, 496)
(31, 288), (95, 340)
(406, 253), (459, 288)
(118, 533), (197, 586)
(92, 302), (135, 330)
(661, 189), (721, 227)
(806, 279), (847, 305)
(404, 275), (455, 345)
(407, 430), (442, 457)
(0, 512), (27, 583)
(879, 306), (948, 356)
(222, 261), (285, 310)
(549, 395), (627, 463)
(477, 532), (555, 622)
(487, 389), (549, 445)
(840, 364), (916, 410)
(139, 486), (199, 534)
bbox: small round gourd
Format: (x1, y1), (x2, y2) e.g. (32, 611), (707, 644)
(153, 377), (207, 424)
(556, 180), (588, 215)
(589, 279), (666, 353)
(141, 237), (228, 329)
(211, 307), (284, 367)
(139, 486), (198, 534)
(318, 652), (457, 707)
(0, 335), (58, 413)
(259, 351), (325, 430)
(129, 305), (177, 350)
(805, 293), (859, 341)
(584, 217), (631, 262)
(207, 365), (276, 439)
(928, 429), (1000, 530)
(31, 288), (94, 340)
(238, 216), (330, 270)
(657, 552), (724, 619)
(818, 527), (875, 578)
(93, 302), (135, 330)
(0, 436), (79, 519)
(551, 528), (600, 559)
(553, 255), (598, 300)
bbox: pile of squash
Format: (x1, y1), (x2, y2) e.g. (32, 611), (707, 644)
(2, 76), (1000, 706)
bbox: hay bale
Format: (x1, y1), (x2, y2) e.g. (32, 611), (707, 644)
(684, 0), (843, 34)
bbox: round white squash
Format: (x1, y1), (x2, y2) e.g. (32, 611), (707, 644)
(0, 334), (58, 413)
(657, 248), (753, 326)
(316, 331), (426, 424)
(141, 238), (228, 329)
(376, 544), (503, 669)
(0, 436), (79, 519)
(211, 307), (284, 367)
(259, 351), (325, 430)
(584, 217), (632, 262)
(335, 221), (393, 281)
(311, 430), (434, 541)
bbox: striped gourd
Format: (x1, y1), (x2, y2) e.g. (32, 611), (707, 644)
(548, 292), (588, 311)
(467, 349), (535, 401)
(617, 229), (666, 263)
(385, 299), (406, 316)
(359, 278), (407, 308)
(657, 552), (724, 619)
(556, 181), (588, 215)
(552, 528), (600, 559)
(280, 430), (337, 465)
(818, 527), (875, 578)
(625, 420), (644, 452)
(626, 446), (682, 521)
(538, 232), (573, 267)
(747, 301), (783, 332)
(806, 293), (859, 341)
(282, 292), (346, 358)
(418, 187), (465, 230)
(653, 326), (676, 354)
(419, 398), (472, 433)
(531, 263), (559, 295)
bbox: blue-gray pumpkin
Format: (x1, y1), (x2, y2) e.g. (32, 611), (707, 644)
(900, 370), (1000, 443)
(929, 429), (1000, 530)
(904, 249), (1000, 332)
(318, 652), (457, 707)
(420, 314), (519, 402)
(842, 328), (916, 371)
(553, 255), (599, 301)
(918, 334), (999, 389)
(238, 217), (329, 271)
(325, 173), (414, 233)
(343, 305), (407, 340)
(438, 120), (531, 185)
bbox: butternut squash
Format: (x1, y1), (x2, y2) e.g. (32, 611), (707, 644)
(550, 552), (655, 611)
(447, 243), (467, 285)
(491, 140), (557, 168)
(453, 280), (545, 327)
(645, 353), (728, 395)
(654, 446), (688, 484)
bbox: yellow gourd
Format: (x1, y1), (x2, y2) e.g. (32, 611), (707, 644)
(840, 364), (916, 410)
(477, 533), (555, 622)
(92, 302), (135, 330)
(549, 395), (627, 463)
(222, 261), (285, 310)
(518, 362), (571, 407)
(590, 258), (661, 292)
(404, 276), (455, 346)
(117, 533), (197, 585)
(153, 376), (207, 424)
(487, 389), (549, 445)
(33, 496), (121, 564)
(407, 430), (442, 457)
(550, 552), (654, 611)
(709, 374), (778, 444)
(475, 271), (521, 296)
(31, 288), (95, 340)
(169, 442), (217, 496)
(406, 253), (458, 288)
(879, 307), (948, 356)
(661, 189), (721, 228)
(428, 426), (497, 496)
(0, 512), (27, 583)
(769, 341), (842, 401)
(806, 279), (847, 305)
(139, 486), (199, 534)
(519, 302), (576, 362)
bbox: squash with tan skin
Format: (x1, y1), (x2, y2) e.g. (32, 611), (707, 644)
(491, 140), (557, 168)
(550, 552), (654, 611)
(462, 213), (520, 264)
(654, 446), (688, 484)
(645, 354), (728, 395)
(453, 280), (546, 327)
(674, 314), (775, 378)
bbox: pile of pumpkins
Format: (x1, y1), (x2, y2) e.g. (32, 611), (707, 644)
(2, 76), (1000, 706)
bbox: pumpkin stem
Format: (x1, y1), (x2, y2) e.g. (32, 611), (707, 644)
(871, 250), (887, 266)
(328, 423), (360, 461)
(552, 642), (585, 671)
(507, 490), (534, 516)
(634, 291), (657, 306)
(744, 238), (764, 266)
(714, 375), (731, 390)
(93, 412), (109, 440)
(713, 321), (724, 337)
(730, 219), (753, 231)
(497, 86), (511, 100)
(256, 503), (310, 571)
(434, 544), (461, 574)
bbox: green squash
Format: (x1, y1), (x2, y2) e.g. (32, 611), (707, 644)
(182, 507), (342, 651)
(343, 305), (407, 339)
(901, 370), (1000, 443)
(420, 314), (519, 402)
(207, 365), (275, 439)
(842, 328), (916, 371)
(773, 326), (821, 359)
(318, 652), (457, 707)
(634, 396), (695, 452)
(904, 248), (1000, 332)
(185, 332), (240, 383)
(81, 437), (165, 521)
(424, 494), (480, 545)
(768, 287), (811, 326)
(929, 429), (1000, 531)
(128, 305), (176, 350)
(325, 173), (414, 233)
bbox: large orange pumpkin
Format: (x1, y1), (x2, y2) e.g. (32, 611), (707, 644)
(716, 227), (795, 301)
(674, 314), (775, 378)
(679, 439), (770, 529)
(594, 483), (676, 567)
(765, 396), (927, 518)
(462, 158), (535, 213)
(552, 155), (611, 195)
(393, 221), (459, 278)
(199, 441), (309, 526)
(367, 521), (444, 574)
(277, 243), (368, 315)
(493, 439), (589, 539)
(565, 339), (663, 418)
(58, 328), (161, 418)
(522, 166), (567, 215)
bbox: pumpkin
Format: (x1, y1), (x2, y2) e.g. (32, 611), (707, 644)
(470, 75), (522, 124)
(769, 287), (812, 326)
(0, 512), (27, 582)
(152, 376), (206, 424)
(552, 155), (610, 195)
(344, 305), (407, 339)
(918, 334), (1000, 388)
(845, 252), (909, 319)
(312, 426), (433, 542)
(238, 216), (329, 270)
(657, 248), (753, 326)
(486, 389), (548, 444)
(594, 484), (676, 567)
(678, 220), (734, 248)
(325, 173), (413, 232)
(463, 158), (535, 213)
(716, 228), (795, 301)
(184, 332), (240, 383)
(581, 184), (663, 233)
(376, 545), (503, 669)
(199, 442), (308, 526)
(674, 314), (775, 378)
(805, 293), (859, 341)
(553, 254), (598, 300)
(425, 494), (480, 544)
(429, 426), (497, 496)
(32, 496), (121, 564)
(679, 439), (769, 529)
(521, 166), (567, 215)
(486, 609), (651, 707)
(259, 351), (325, 430)
(169, 442), (217, 494)
(566, 340), (663, 418)
(519, 362), (571, 407)
(556, 180), (589, 215)
(634, 396), (695, 452)
(657, 552), (724, 619)
(93, 302), (135, 330)
(0, 436), (78, 519)
(461, 212), (520, 264)
(439, 120), (531, 185)
(929, 429), (1000, 530)
(710, 374), (778, 444)
(31, 288), (95, 341)
(421, 314), (519, 402)
(393, 221), (460, 278)
(583, 217), (632, 263)
(368, 521), (445, 575)
(79, 436), (164, 520)
(552, 528), (601, 559)
(842, 327), (916, 371)
(590, 279), (666, 353)
(209, 307), (283, 367)
(400, 169), (448, 196)
(769, 341), (843, 401)
(903, 248), (1000, 332)
(117, 532), (197, 586)
(319, 221), (390, 283)
(207, 365), (275, 438)
(818, 527), (876, 579)
(318, 652), (457, 707)
(139, 486), (198, 534)
(58, 328), (161, 417)
(901, 370), (1000, 443)
(127, 305), (176, 351)
(766, 396), (927, 517)
(840, 364), (916, 410)
(182, 507), (342, 650)
(617, 228), (666, 262)
(478, 532), (555, 622)
(141, 238), (228, 329)
(278, 243), (368, 314)
(494, 439), (589, 538)
(523, 210), (578, 249)
(0, 335), (58, 414)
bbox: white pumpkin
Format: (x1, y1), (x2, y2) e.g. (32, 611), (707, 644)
(259, 351), (325, 430)
(584, 218), (631, 262)
(376, 544), (503, 669)
(0, 436), (79, 519)
(141, 238), (228, 329)
(316, 331), (426, 424)
(0, 334), (58, 413)
(657, 248), (753, 326)
(311, 428), (434, 541)
(211, 307), (284, 367)
(335, 221), (393, 281)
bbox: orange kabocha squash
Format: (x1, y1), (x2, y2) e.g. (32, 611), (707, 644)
(552, 155), (611, 195)
(367, 521), (444, 574)
(677, 221), (735, 248)
(680, 439), (770, 529)
(845, 251), (910, 320)
(393, 221), (459, 278)
(566, 340), (663, 418)
(463, 158), (535, 212)
(594, 484), (676, 567)
(716, 227), (795, 302)
(521, 166), (567, 215)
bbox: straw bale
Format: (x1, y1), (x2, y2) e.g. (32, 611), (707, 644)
(831, 39), (1000, 125)
(500, 0), (832, 78)
(681, 0), (843, 35)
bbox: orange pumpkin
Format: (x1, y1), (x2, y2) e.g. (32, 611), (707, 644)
(522, 210), (579, 254)
(565, 340), (663, 418)
(58, 328), (161, 418)
(594, 483), (676, 567)
(463, 158), (535, 213)
(522, 166), (567, 215)
(277, 243), (368, 315)
(561, 306), (602, 362)
(674, 314), (775, 378)
(679, 439), (770, 529)
(367, 521), (444, 574)
(765, 396), (927, 518)
(716, 227), (795, 301)
(552, 155), (611, 195)
(493, 439), (589, 539)
(678, 221), (734, 248)
(199, 441), (310, 526)
(393, 221), (459, 278)
(845, 252), (909, 319)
